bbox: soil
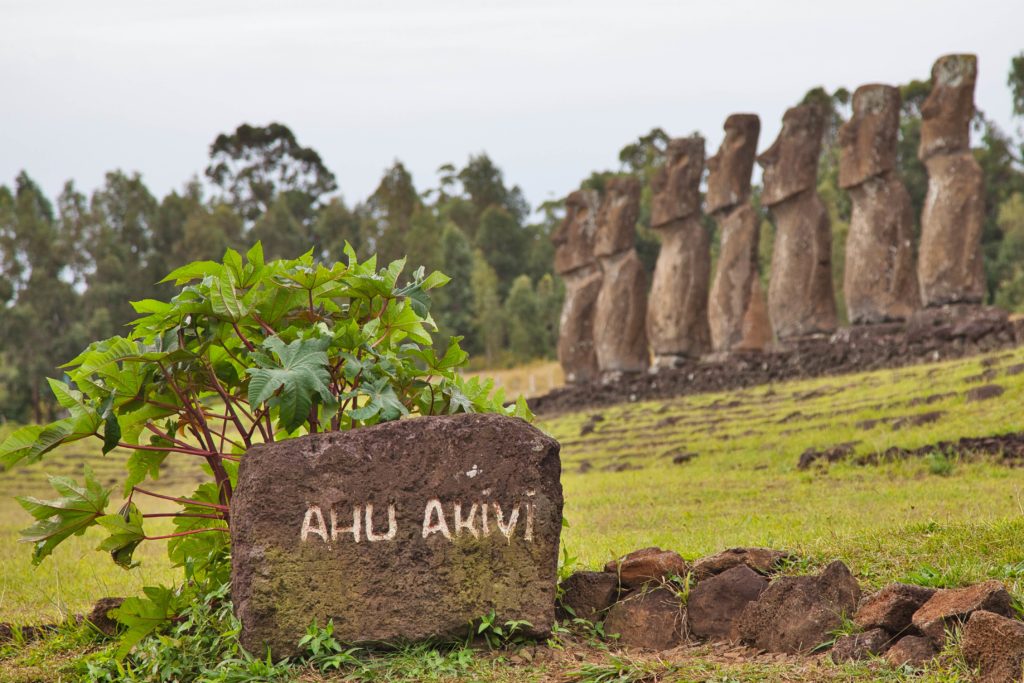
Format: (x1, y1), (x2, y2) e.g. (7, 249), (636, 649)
(532, 306), (1024, 415)
(799, 432), (1024, 469)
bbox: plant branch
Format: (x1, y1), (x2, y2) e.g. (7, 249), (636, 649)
(132, 486), (229, 511)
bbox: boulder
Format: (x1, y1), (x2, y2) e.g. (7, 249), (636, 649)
(646, 216), (712, 363)
(831, 628), (893, 663)
(603, 587), (686, 650)
(854, 583), (936, 634)
(691, 547), (792, 581)
(736, 560), (860, 653)
(912, 580), (1014, 646)
(687, 565), (768, 641)
(706, 114), (760, 214)
(231, 413), (563, 658)
(961, 609), (1024, 683)
(559, 571), (620, 623)
(884, 635), (938, 668)
(604, 547), (689, 590)
(87, 597), (124, 636)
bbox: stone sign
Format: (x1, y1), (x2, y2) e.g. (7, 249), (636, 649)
(231, 413), (563, 657)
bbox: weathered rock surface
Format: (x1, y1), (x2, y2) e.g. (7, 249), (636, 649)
(707, 114), (760, 214)
(839, 84), (918, 324)
(692, 547), (792, 581)
(87, 597), (124, 636)
(854, 583), (936, 634)
(603, 587), (686, 650)
(759, 104), (836, 340)
(919, 54), (978, 160)
(647, 217), (711, 363)
(594, 177), (648, 374)
(884, 635), (937, 668)
(604, 547), (689, 590)
(764, 191), (837, 339)
(736, 560), (860, 653)
(687, 565), (768, 641)
(918, 151), (986, 306)
(559, 571), (619, 623)
(231, 413), (563, 658)
(831, 628), (893, 663)
(739, 278), (773, 351)
(553, 189), (602, 384)
(650, 136), (704, 228)
(961, 609), (1024, 683)
(911, 580), (1014, 645)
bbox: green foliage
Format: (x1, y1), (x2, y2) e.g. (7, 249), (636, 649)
(16, 468), (109, 564)
(471, 610), (534, 650)
(567, 654), (679, 683)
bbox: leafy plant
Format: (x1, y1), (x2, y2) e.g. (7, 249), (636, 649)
(925, 449), (956, 476)
(0, 244), (529, 650)
(566, 654), (678, 683)
(471, 609), (534, 650)
(298, 619), (362, 671)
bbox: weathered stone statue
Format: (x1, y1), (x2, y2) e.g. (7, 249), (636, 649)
(839, 84), (920, 323)
(593, 176), (649, 374)
(646, 136), (711, 366)
(707, 114), (772, 351)
(758, 104), (837, 339)
(551, 189), (601, 383)
(917, 54), (985, 306)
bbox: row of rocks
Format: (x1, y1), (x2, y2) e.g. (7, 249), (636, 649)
(0, 597), (122, 644)
(560, 546), (1024, 682)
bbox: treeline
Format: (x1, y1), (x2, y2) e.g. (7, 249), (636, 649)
(2, 54), (1024, 423)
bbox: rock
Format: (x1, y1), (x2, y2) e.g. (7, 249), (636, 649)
(559, 571), (620, 623)
(87, 597), (124, 636)
(593, 178), (649, 374)
(604, 547), (689, 590)
(231, 413), (563, 658)
(919, 54), (977, 161)
(706, 114), (761, 214)
(839, 84), (900, 187)
(831, 628), (893, 663)
(736, 560), (860, 653)
(738, 277), (772, 351)
(884, 635), (938, 668)
(918, 54), (985, 308)
(966, 384), (1005, 402)
(553, 189), (602, 383)
(692, 547), (793, 580)
(603, 587), (686, 650)
(854, 583), (936, 633)
(759, 104), (836, 340)
(687, 565), (768, 641)
(650, 136), (704, 228)
(911, 580), (1014, 646)
(961, 609), (1024, 683)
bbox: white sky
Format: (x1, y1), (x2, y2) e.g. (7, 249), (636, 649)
(2, 0), (1022, 211)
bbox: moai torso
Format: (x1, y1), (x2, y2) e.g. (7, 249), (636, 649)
(646, 136), (711, 366)
(593, 177), (649, 374)
(838, 84), (919, 323)
(707, 114), (771, 352)
(758, 104), (837, 340)
(917, 54), (985, 306)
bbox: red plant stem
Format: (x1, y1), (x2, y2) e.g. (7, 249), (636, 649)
(143, 423), (195, 451)
(143, 512), (224, 520)
(144, 528), (230, 541)
(250, 312), (276, 337)
(117, 441), (239, 462)
(232, 322), (256, 352)
(204, 362), (252, 448)
(132, 486), (229, 511)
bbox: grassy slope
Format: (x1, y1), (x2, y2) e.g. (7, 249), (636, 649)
(2, 349), (1024, 680)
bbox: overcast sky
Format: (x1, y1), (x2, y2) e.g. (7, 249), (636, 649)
(2, 0), (1022, 212)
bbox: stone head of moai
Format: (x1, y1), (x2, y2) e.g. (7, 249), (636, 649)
(919, 53), (977, 161)
(706, 114), (760, 214)
(650, 135), (705, 229)
(551, 189), (600, 275)
(838, 84), (900, 189)
(757, 104), (825, 208)
(594, 176), (641, 258)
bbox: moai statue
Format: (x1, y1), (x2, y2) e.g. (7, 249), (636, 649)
(839, 84), (920, 323)
(706, 114), (772, 351)
(593, 176), (649, 374)
(551, 189), (602, 383)
(917, 54), (985, 306)
(758, 104), (838, 340)
(645, 136), (711, 367)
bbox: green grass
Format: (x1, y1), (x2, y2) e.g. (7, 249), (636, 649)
(2, 348), (1024, 679)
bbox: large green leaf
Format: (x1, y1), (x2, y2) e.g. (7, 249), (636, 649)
(246, 336), (335, 432)
(123, 448), (168, 497)
(110, 585), (178, 658)
(96, 503), (145, 568)
(210, 270), (248, 322)
(17, 469), (110, 564)
(346, 377), (409, 423)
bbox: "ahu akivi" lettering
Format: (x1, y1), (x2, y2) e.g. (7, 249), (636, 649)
(299, 497), (537, 545)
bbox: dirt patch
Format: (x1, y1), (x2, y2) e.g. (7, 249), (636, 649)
(798, 442), (861, 469)
(799, 433), (1024, 469)
(892, 411), (945, 430)
(532, 306), (1024, 415)
(907, 392), (956, 407)
(965, 384), (1005, 402)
